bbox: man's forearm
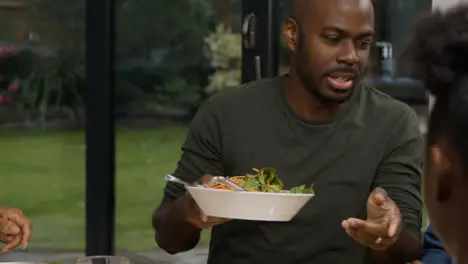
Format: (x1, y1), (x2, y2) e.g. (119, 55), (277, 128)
(152, 196), (202, 254)
(372, 227), (422, 264)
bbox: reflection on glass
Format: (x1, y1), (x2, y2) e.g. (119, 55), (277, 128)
(0, 0), (85, 259)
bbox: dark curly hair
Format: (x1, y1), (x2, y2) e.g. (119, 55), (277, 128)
(402, 4), (468, 171)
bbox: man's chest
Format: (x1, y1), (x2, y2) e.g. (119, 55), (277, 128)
(221, 122), (387, 192)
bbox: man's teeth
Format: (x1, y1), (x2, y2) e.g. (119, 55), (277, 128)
(332, 76), (351, 82)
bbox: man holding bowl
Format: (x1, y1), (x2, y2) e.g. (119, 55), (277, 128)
(153, 0), (423, 263)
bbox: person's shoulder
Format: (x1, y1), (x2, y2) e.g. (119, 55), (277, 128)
(363, 86), (419, 123)
(193, 77), (280, 123)
(206, 77), (280, 107)
(359, 86), (422, 142)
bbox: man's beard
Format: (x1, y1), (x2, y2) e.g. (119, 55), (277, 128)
(295, 43), (358, 105)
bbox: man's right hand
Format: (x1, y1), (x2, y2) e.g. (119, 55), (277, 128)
(182, 175), (230, 229)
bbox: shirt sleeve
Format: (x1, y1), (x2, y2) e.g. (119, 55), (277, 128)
(420, 225), (452, 264)
(162, 98), (225, 203)
(372, 107), (423, 234)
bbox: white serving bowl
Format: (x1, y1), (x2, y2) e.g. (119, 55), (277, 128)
(186, 186), (314, 222)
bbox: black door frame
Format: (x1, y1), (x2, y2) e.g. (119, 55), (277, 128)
(241, 0), (279, 83)
(85, 0), (116, 256)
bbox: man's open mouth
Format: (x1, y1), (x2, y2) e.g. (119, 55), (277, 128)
(326, 72), (356, 91)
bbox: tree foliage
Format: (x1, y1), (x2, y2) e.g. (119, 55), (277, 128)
(25, 0), (219, 114)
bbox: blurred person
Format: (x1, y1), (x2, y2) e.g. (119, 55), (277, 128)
(410, 225), (453, 264)
(0, 206), (33, 253)
(402, 3), (468, 264)
(152, 0), (423, 263)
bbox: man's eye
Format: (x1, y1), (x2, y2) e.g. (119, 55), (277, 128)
(323, 35), (340, 43)
(356, 39), (372, 49)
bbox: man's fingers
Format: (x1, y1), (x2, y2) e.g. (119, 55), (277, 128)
(343, 218), (387, 236)
(344, 226), (357, 240)
(362, 221), (387, 236)
(185, 189), (229, 229)
(1, 235), (21, 253)
(342, 218), (366, 229)
(344, 189), (401, 251)
(369, 188), (389, 207)
(387, 214), (401, 238)
(343, 225), (379, 247)
(200, 213), (229, 228)
(367, 188), (392, 221)
(200, 212), (226, 223)
(342, 218), (375, 245)
(197, 175), (214, 186)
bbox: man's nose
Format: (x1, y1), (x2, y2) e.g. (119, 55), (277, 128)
(337, 40), (359, 65)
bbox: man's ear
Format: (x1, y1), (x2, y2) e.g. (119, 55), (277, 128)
(282, 17), (298, 53)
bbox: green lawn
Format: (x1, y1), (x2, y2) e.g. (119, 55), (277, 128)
(0, 125), (211, 251)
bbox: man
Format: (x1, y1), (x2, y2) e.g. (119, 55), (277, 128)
(153, 0), (423, 263)
(410, 225), (452, 264)
(0, 206), (33, 253)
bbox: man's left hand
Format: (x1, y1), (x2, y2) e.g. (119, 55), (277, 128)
(341, 187), (402, 251)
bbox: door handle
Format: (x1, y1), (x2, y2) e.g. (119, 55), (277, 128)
(255, 56), (262, 80)
(242, 13), (257, 49)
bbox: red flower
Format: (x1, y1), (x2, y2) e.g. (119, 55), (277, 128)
(0, 95), (5, 105)
(8, 81), (20, 91)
